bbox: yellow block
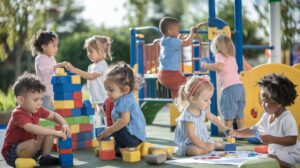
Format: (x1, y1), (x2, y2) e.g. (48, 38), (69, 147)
(122, 150), (141, 162)
(71, 75), (81, 84)
(138, 142), (152, 157)
(55, 68), (67, 76)
(169, 103), (180, 127)
(227, 137), (236, 144)
(152, 149), (167, 155)
(15, 158), (36, 168)
(165, 146), (174, 154)
(92, 139), (99, 147)
(70, 124), (79, 134)
(53, 100), (74, 109)
(99, 140), (114, 151)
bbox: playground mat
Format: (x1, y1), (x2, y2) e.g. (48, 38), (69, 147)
(0, 106), (283, 168)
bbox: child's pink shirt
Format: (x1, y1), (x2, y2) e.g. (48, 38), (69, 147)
(35, 53), (57, 97)
(215, 53), (242, 90)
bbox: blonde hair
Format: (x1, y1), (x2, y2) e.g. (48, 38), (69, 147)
(210, 35), (235, 57)
(177, 75), (214, 112)
(84, 35), (112, 60)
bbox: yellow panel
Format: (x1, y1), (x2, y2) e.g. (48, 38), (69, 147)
(92, 139), (99, 147)
(99, 140), (114, 151)
(70, 124), (79, 134)
(55, 68), (67, 76)
(71, 75), (81, 84)
(122, 150), (141, 162)
(240, 63), (300, 128)
(53, 100), (74, 109)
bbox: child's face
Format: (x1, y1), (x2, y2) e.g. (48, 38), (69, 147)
(17, 91), (44, 114)
(167, 23), (180, 37)
(86, 46), (105, 63)
(259, 90), (280, 115)
(191, 89), (213, 111)
(42, 38), (58, 57)
(104, 79), (128, 101)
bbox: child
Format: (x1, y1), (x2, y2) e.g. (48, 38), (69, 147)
(201, 34), (245, 129)
(1, 72), (71, 167)
(157, 16), (196, 99)
(66, 35), (112, 125)
(97, 62), (146, 155)
(31, 30), (68, 111)
(233, 73), (300, 167)
(174, 75), (232, 156)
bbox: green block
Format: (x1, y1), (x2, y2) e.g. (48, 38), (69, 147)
(81, 116), (90, 124)
(40, 119), (55, 127)
(73, 116), (82, 125)
(64, 117), (74, 125)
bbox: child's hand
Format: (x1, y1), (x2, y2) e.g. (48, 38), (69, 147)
(224, 128), (236, 137)
(207, 142), (215, 151)
(56, 131), (67, 140)
(190, 26), (196, 34)
(260, 134), (273, 144)
(65, 62), (76, 73)
(62, 124), (71, 137)
(97, 128), (112, 141)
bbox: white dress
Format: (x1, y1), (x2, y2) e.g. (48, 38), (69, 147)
(256, 111), (300, 164)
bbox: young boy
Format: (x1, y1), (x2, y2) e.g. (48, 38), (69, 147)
(1, 72), (71, 167)
(156, 16), (195, 100)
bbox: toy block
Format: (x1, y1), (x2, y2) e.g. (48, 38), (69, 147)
(151, 148), (167, 155)
(54, 100), (74, 109)
(92, 139), (99, 147)
(59, 154), (73, 167)
(77, 141), (85, 149)
(77, 131), (94, 141)
(54, 92), (73, 100)
(71, 134), (77, 142)
(58, 137), (72, 149)
(80, 124), (93, 132)
(51, 76), (71, 84)
(248, 137), (262, 144)
(71, 108), (81, 116)
(53, 84), (81, 93)
(253, 145), (268, 154)
(55, 109), (72, 117)
(122, 149), (141, 162)
(55, 68), (66, 76)
(227, 136), (236, 144)
(99, 150), (116, 160)
(99, 140), (115, 151)
(165, 146), (174, 155)
(40, 119), (55, 127)
(70, 125), (80, 134)
(224, 143), (236, 151)
(64, 117), (74, 125)
(71, 75), (81, 84)
(81, 116), (91, 124)
(74, 99), (83, 108)
(83, 100), (92, 108)
(72, 142), (77, 151)
(138, 142), (152, 157)
(15, 158), (36, 168)
(82, 107), (95, 115)
(55, 125), (62, 131)
(58, 148), (72, 154)
(73, 116), (82, 125)
(85, 140), (92, 148)
(95, 127), (105, 137)
(60, 161), (73, 167)
(73, 92), (82, 100)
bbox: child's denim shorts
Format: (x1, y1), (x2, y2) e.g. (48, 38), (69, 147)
(220, 84), (245, 120)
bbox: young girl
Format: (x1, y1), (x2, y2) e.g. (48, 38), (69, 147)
(201, 34), (245, 129)
(174, 75), (231, 156)
(66, 35), (112, 125)
(97, 62), (146, 155)
(234, 73), (300, 167)
(31, 30), (68, 111)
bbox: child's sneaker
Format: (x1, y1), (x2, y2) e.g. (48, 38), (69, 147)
(38, 155), (59, 166)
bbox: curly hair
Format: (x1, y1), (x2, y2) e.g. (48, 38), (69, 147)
(30, 30), (58, 56)
(104, 62), (137, 92)
(13, 72), (46, 97)
(257, 73), (298, 106)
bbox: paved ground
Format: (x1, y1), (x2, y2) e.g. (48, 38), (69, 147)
(0, 105), (264, 168)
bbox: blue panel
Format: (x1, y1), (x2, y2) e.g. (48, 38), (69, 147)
(54, 92), (73, 100)
(51, 76), (71, 84)
(58, 137), (72, 149)
(71, 108), (82, 116)
(53, 84), (81, 93)
(82, 107), (95, 116)
(82, 100), (92, 108)
(59, 153), (73, 162)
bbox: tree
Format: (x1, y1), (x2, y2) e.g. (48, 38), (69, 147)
(0, 0), (86, 92)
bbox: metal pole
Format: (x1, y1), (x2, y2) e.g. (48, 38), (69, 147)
(269, 0), (281, 63)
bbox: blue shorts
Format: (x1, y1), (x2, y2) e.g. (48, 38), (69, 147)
(5, 144), (41, 167)
(113, 127), (143, 153)
(220, 84), (245, 120)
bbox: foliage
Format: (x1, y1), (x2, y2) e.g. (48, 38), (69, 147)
(0, 88), (15, 113)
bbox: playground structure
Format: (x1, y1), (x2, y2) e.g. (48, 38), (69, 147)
(130, 0), (300, 135)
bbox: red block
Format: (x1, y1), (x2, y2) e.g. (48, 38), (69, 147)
(99, 150), (116, 160)
(254, 145), (268, 154)
(73, 92), (82, 100)
(85, 140), (92, 148)
(72, 134), (77, 142)
(59, 148), (73, 154)
(74, 99), (83, 108)
(55, 109), (71, 117)
(55, 125), (62, 131)
(80, 124), (93, 132)
(72, 142), (77, 151)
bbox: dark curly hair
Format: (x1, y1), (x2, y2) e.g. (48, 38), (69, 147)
(30, 30), (58, 56)
(257, 73), (298, 106)
(13, 72), (46, 97)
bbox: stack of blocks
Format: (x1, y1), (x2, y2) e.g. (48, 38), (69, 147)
(50, 68), (98, 150)
(58, 137), (73, 167)
(224, 130), (236, 151)
(96, 127), (116, 160)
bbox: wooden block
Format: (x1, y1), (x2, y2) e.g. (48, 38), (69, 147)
(122, 150), (141, 162)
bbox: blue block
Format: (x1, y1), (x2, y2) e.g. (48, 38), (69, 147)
(54, 92), (73, 100)
(51, 76), (71, 84)
(248, 137), (262, 144)
(58, 137), (72, 149)
(83, 100), (92, 108)
(60, 161), (73, 167)
(65, 69), (76, 75)
(59, 153), (73, 162)
(95, 127), (105, 137)
(53, 84), (81, 93)
(71, 108), (82, 116)
(82, 107), (95, 115)
(77, 141), (85, 149)
(76, 131), (94, 141)
(224, 143), (236, 151)
(84, 131), (94, 140)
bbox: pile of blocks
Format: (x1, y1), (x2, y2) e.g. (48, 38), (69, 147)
(58, 137), (73, 167)
(95, 127), (116, 160)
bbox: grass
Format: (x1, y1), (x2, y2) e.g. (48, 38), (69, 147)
(0, 88), (15, 114)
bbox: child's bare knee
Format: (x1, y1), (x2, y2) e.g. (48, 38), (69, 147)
(27, 139), (40, 150)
